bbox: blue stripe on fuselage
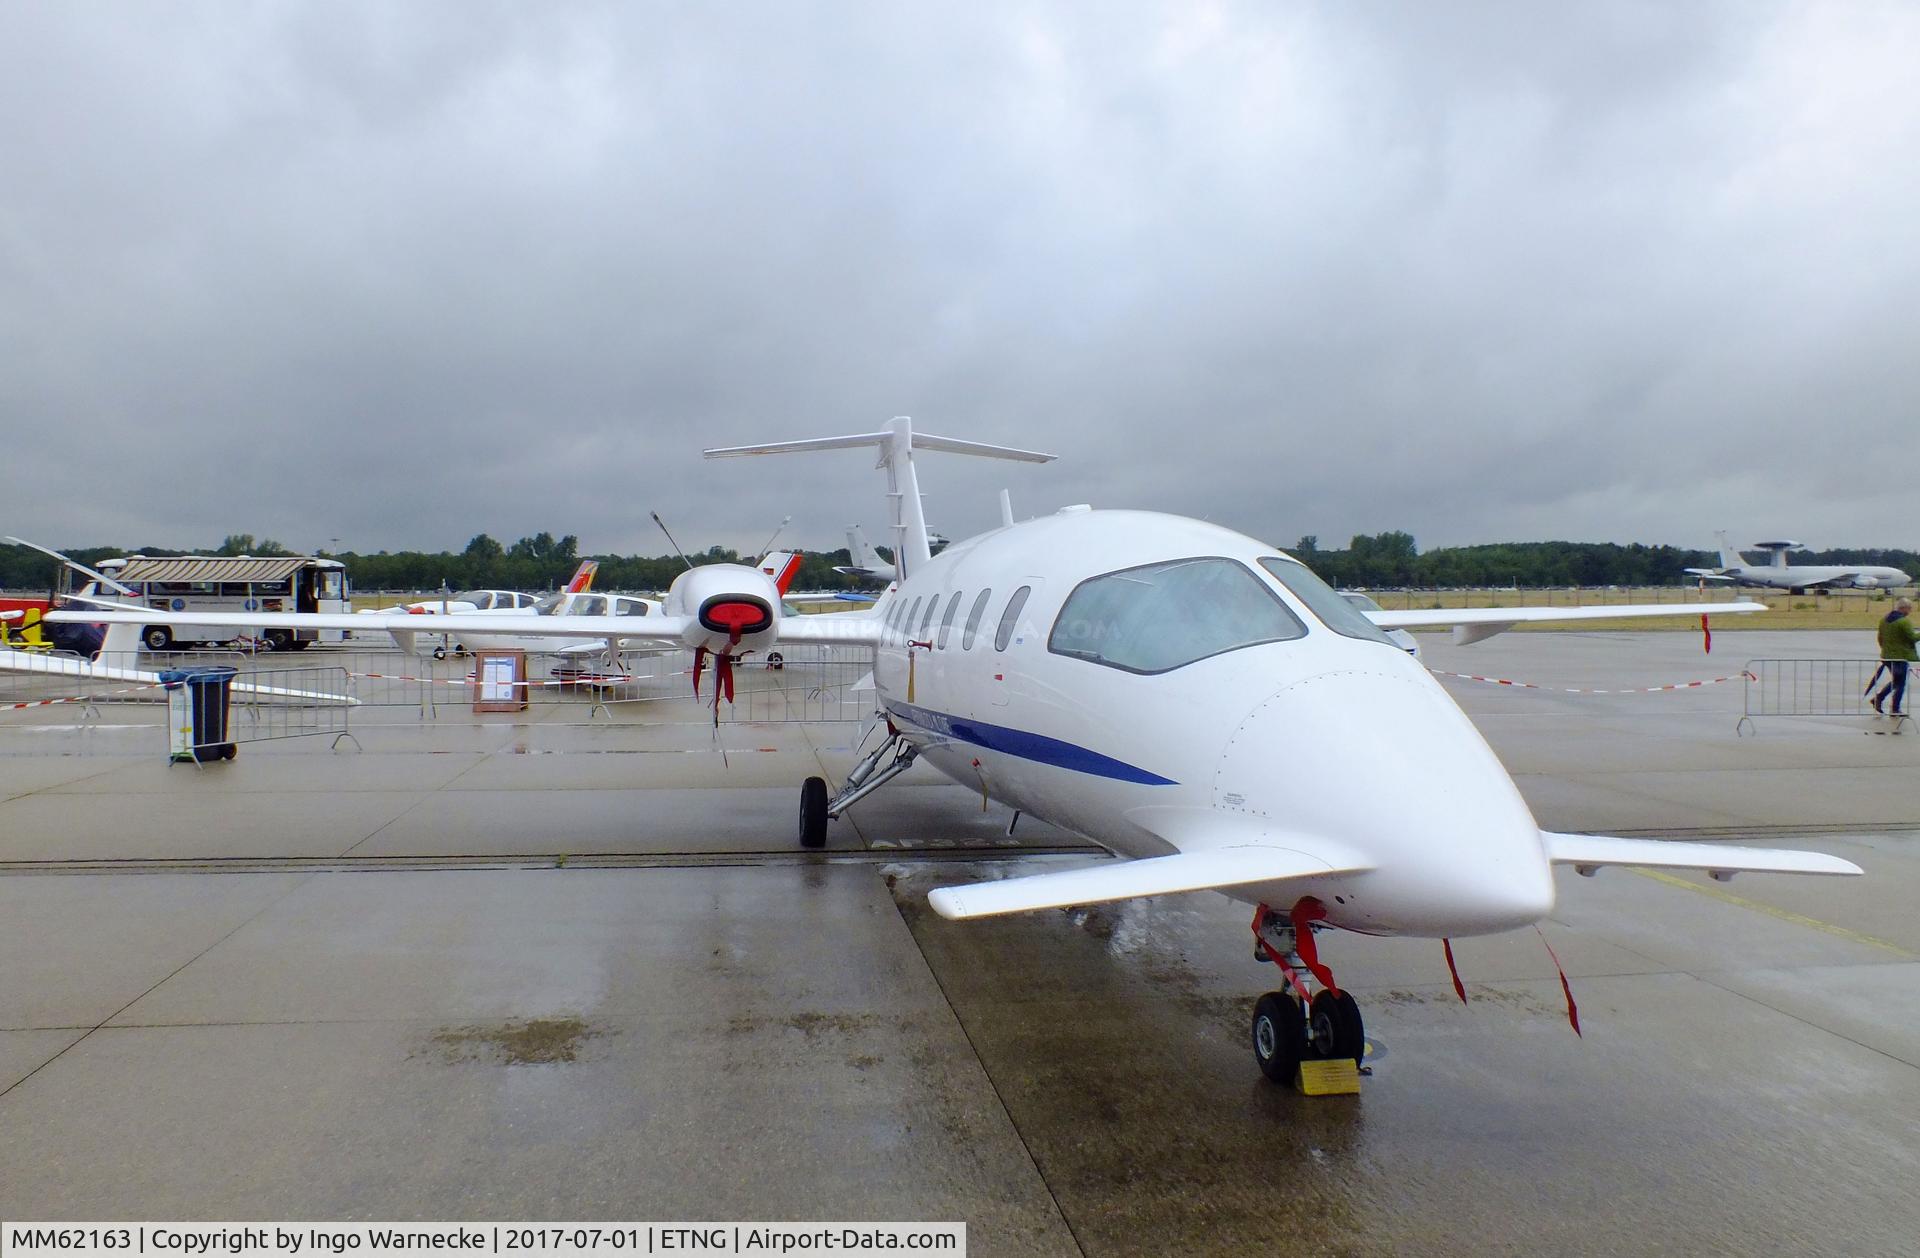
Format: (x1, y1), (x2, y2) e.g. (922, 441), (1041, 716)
(884, 699), (1178, 786)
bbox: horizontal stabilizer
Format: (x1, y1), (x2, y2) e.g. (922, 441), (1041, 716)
(704, 431), (1053, 463)
(927, 844), (1368, 920)
(1542, 831), (1861, 879)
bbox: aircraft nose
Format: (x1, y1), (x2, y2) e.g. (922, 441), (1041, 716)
(1216, 664), (1556, 934)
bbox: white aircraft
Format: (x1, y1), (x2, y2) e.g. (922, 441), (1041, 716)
(361, 560), (601, 616)
(52, 418), (1858, 1083)
(833, 526), (898, 582)
(1686, 532), (1910, 592)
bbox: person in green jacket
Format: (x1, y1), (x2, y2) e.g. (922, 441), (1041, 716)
(1872, 597), (1920, 715)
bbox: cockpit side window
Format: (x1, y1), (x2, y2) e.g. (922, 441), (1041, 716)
(1048, 557), (1306, 674)
(1258, 558), (1400, 648)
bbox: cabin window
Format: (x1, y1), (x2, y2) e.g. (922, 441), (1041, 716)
(936, 592), (964, 648)
(903, 598), (924, 641)
(962, 588), (992, 649)
(1048, 558), (1306, 674)
(994, 586), (1032, 651)
(916, 595), (939, 640)
(1257, 558), (1400, 648)
(619, 600), (649, 616)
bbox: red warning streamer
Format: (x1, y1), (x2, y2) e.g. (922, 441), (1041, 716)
(1535, 926), (1580, 1037)
(1442, 938), (1468, 1005)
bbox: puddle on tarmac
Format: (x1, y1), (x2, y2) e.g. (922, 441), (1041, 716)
(419, 1016), (608, 1065)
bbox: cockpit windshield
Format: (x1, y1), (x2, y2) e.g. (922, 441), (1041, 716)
(1049, 557), (1306, 674)
(1259, 558), (1400, 648)
(452, 590), (490, 606)
(533, 594), (566, 616)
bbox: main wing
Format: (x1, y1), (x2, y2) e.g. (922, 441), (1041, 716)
(1369, 600), (1765, 645)
(1542, 831), (1861, 880)
(48, 604), (887, 651)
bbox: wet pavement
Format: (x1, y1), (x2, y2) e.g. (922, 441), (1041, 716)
(1, 631), (1916, 1254)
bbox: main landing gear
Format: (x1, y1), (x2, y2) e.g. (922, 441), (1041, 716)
(798, 729), (917, 849)
(1250, 901), (1365, 1084)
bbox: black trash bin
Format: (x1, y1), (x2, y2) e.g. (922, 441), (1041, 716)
(157, 666), (239, 763)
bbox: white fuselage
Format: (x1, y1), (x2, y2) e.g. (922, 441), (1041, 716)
(868, 509), (1556, 939)
(457, 592), (661, 654)
(1720, 565), (1910, 590)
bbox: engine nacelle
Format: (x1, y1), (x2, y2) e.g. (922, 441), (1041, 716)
(662, 564), (782, 656)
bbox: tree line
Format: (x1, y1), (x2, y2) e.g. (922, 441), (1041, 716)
(5, 529), (1917, 595)
(1294, 532), (1920, 589)
(0, 532), (875, 595)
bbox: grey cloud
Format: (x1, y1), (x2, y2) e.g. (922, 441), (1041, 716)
(2, 1), (1916, 563)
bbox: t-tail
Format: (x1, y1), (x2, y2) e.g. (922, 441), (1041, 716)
(703, 417), (1054, 579)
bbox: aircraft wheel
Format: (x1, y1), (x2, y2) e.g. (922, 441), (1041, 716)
(767, 652), (784, 670)
(143, 626), (172, 652)
(799, 776), (829, 849)
(1252, 991), (1306, 1084)
(432, 646), (447, 660)
(1309, 989), (1366, 1067)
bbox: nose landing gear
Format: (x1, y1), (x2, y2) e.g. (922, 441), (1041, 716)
(797, 728), (917, 849)
(1251, 901), (1366, 1084)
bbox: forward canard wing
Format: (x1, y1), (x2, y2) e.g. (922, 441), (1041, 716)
(927, 844), (1371, 920)
(1542, 832), (1861, 880)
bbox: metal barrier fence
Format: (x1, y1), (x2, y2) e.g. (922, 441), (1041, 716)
(4, 642), (877, 727)
(1739, 658), (1913, 734)
(226, 666), (358, 750)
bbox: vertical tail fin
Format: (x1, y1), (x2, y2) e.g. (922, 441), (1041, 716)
(564, 560), (600, 593)
(848, 526), (883, 572)
(757, 551), (804, 595)
(704, 418), (1054, 580)
(1714, 531), (1745, 571)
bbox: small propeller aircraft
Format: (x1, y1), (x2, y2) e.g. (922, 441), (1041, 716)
(46, 419), (1861, 1082)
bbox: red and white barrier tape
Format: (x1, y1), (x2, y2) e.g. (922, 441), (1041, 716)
(5, 682), (162, 711)
(349, 670), (640, 689)
(1428, 669), (1754, 695)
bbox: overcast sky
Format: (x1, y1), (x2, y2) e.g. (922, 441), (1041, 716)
(3, 1), (1916, 559)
